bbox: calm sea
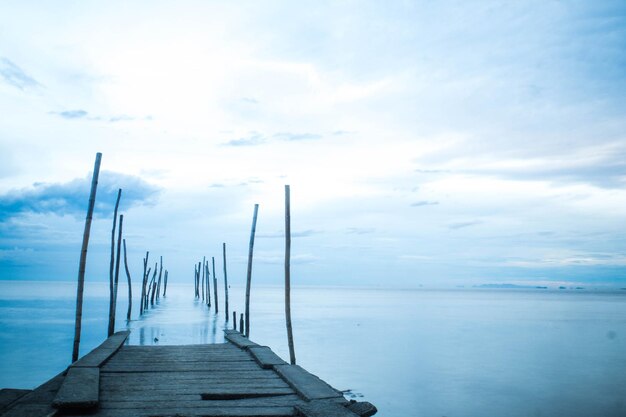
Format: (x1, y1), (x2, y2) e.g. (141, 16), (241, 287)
(1, 280), (625, 417)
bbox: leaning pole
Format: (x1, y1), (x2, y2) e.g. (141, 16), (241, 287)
(72, 152), (102, 363)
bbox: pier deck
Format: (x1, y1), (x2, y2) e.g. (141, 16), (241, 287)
(0, 330), (376, 417)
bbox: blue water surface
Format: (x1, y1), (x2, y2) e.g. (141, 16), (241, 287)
(1, 280), (625, 417)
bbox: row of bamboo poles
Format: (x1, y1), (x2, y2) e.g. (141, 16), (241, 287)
(194, 190), (295, 365)
(71, 152), (296, 366)
(193, 252), (224, 316)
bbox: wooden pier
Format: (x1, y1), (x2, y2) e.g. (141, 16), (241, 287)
(0, 330), (376, 417)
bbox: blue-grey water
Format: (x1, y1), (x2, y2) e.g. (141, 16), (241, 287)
(1, 280), (625, 417)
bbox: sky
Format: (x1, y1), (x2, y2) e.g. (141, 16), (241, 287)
(0, 0), (625, 288)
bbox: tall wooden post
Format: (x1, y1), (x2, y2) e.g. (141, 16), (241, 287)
(201, 256), (206, 301)
(163, 270), (168, 297)
(205, 261), (211, 307)
(108, 189), (121, 337)
(72, 152), (102, 363)
(212, 256), (218, 314)
(123, 239), (132, 321)
(223, 243), (229, 320)
(108, 214), (123, 335)
(156, 256), (163, 300)
(284, 185), (296, 364)
(140, 252), (148, 315)
(244, 204), (259, 338)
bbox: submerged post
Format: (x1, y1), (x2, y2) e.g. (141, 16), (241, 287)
(223, 242), (229, 320)
(72, 152), (102, 363)
(123, 239), (132, 321)
(285, 185), (296, 364)
(244, 204), (259, 338)
(108, 189), (122, 337)
(163, 270), (168, 297)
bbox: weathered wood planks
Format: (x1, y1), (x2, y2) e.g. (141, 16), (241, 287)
(72, 330), (129, 367)
(52, 367), (99, 409)
(296, 400), (361, 417)
(274, 364), (343, 401)
(225, 330), (260, 349)
(248, 346), (288, 369)
(2, 329), (375, 417)
(0, 389), (31, 414)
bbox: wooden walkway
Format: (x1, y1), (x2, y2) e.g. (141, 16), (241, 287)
(0, 330), (376, 417)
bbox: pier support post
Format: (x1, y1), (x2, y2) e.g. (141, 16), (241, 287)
(72, 152), (102, 363)
(245, 204), (259, 338)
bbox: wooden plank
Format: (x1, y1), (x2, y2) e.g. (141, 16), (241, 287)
(296, 400), (360, 417)
(52, 366), (99, 409)
(100, 371), (282, 382)
(72, 330), (129, 367)
(0, 389), (31, 413)
(100, 378), (293, 392)
(225, 332), (259, 349)
(101, 362), (262, 372)
(70, 406), (297, 416)
(101, 386), (294, 397)
(248, 346), (288, 369)
(0, 403), (57, 417)
(347, 401), (378, 417)
(99, 395), (302, 407)
(274, 364), (343, 401)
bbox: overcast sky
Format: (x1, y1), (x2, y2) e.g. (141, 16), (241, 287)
(1, 1), (625, 288)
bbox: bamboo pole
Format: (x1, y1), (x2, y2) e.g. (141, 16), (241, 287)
(244, 204), (259, 338)
(123, 239), (132, 321)
(150, 262), (158, 306)
(212, 256), (218, 314)
(201, 256), (206, 301)
(140, 252), (149, 314)
(205, 261), (211, 307)
(223, 242), (229, 320)
(194, 264), (198, 298)
(108, 189), (122, 337)
(163, 270), (168, 297)
(144, 266), (152, 310)
(108, 214), (123, 335)
(156, 256), (163, 300)
(284, 185), (296, 364)
(240, 313), (244, 334)
(233, 311), (236, 329)
(72, 152), (102, 363)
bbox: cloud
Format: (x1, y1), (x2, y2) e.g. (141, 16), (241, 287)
(466, 155), (626, 189)
(0, 171), (160, 221)
(346, 227), (375, 235)
(223, 133), (267, 147)
(448, 221), (482, 230)
(51, 109), (89, 119)
(273, 132), (322, 141)
(0, 57), (41, 90)
(257, 229), (320, 238)
(411, 200), (439, 207)
(49, 110), (151, 123)
(240, 97), (259, 104)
